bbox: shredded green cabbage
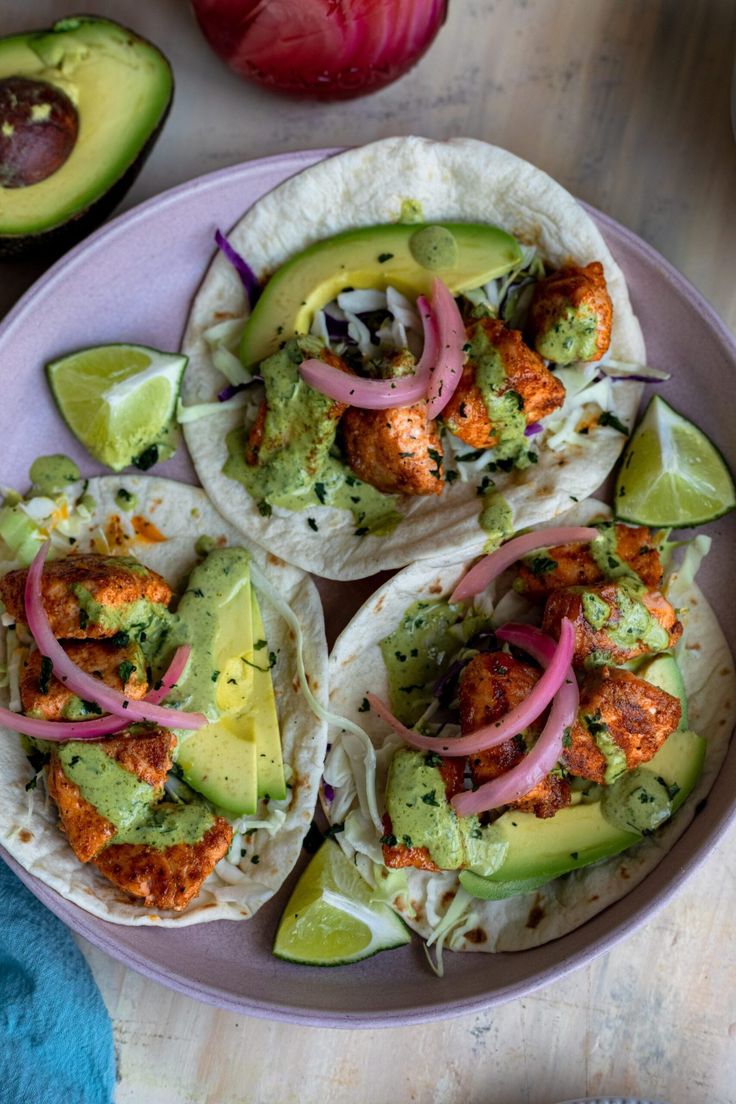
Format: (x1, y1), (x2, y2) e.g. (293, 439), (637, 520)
(176, 393), (250, 424)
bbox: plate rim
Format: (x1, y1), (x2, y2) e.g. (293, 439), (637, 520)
(1, 147), (735, 1027)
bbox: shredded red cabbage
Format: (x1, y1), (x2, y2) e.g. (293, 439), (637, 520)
(323, 782), (335, 802)
(214, 229), (261, 307)
(217, 377), (262, 402)
(524, 422), (543, 436)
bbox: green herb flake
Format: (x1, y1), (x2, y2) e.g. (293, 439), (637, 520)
(421, 790), (440, 807)
(38, 656), (53, 696)
(599, 411), (629, 435)
(118, 660), (136, 685)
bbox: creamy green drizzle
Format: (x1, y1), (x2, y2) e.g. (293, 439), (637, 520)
(535, 303), (599, 364)
(223, 338), (400, 535)
(380, 599), (485, 725)
(409, 225), (459, 271)
(385, 748), (504, 874)
(601, 768), (674, 834)
(478, 493), (513, 543)
(29, 454), (81, 495)
(115, 488), (137, 512)
(580, 582), (670, 653)
(56, 741), (215, 848)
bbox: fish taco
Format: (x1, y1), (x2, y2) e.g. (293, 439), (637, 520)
(0, 473), (328, 926)
(323, 500), (735, 957)
(181, 136), (650, 579)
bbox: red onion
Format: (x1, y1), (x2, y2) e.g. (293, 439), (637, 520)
(452, 622), (579, 815)
(0, 644), (192, 743)
(425, 278), (465, 419)
(366, 618), (574, 757)
(24, 544), (205, 730)
(450, 527), (600, 603)
(214, 229), (260, 307)
(299, 290), (434, 409)
(192, 0), (448, 101)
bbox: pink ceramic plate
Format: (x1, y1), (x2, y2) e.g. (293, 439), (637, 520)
(1, 151), (735, 1027)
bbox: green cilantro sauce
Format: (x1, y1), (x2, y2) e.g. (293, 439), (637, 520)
(57, 741), (215, 847)
(582, 712), (627, 784)
(478, 493), (513, 544)
(399, 199), (424, 224)
(71, 584), (174, 662)
(115, 488), (138, 513)
(536, 303), (599, 364)
(580, 581), (670, 653)
(223, 338), (401, 535)
(380, 599), (486, 725)
(589, 523), (643, 585)
(385, 748), (506, 874)
(601, 768), (673, 834)
(29, 454), (80, 495)
(467, 322), (528, 461)
(409, 225), (459, 271)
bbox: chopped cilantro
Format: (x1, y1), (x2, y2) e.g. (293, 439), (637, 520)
(118, 660), (136, 685)
(38, 656), (53, 696)
(599, 411), (628, 435)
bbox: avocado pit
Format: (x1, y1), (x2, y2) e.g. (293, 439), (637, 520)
(0, 75), (78, 188)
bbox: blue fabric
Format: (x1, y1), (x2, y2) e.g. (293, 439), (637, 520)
(0, 860), (115, 1104)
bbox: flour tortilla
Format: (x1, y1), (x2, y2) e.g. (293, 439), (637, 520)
(0, 475), (328, 926)
(326, 500), (736, 952)
(182, 136), (646, 580)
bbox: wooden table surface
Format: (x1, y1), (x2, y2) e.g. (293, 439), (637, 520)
(3, 2), (736, 1101)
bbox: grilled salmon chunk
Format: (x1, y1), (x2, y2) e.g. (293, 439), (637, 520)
(21, 640), (148, 720)
(527, 261), (613, 364)
(515, 525), (663, 600)
(93, 817), (233, 911)
(459, 651), (571, 819)
(564, 669), (682, 784)
(0, 554), (172, 639)
(442, 317), (565, 449)
(542, 582), (682, 667)
(46, 727), (176, 863)
(342, 350), (445, 496)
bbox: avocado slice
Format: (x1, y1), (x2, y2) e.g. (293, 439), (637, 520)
(170, 548), (284, 816)
(0, 16), (172, 257)
(460, 655), (705, 897)
(240, 222), (522, 366)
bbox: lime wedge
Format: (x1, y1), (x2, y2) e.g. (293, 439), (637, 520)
(273, 840), (410, 966)
(614, 396), (735, 527)
(46, 343), (187, 472)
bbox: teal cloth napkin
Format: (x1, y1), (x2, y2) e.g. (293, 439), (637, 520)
(0, 860), (115, 1104)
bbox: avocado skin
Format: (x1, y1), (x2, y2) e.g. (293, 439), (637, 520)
(0, 19), (173, 259)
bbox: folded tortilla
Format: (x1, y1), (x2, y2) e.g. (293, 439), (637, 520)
(181, 136), (646, 580)
(0, 475), (328, 926)
(325, 500), (736, 952)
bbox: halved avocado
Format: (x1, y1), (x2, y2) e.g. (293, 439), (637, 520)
(240, 222), (522, 366)
(0, 16), (173, 257)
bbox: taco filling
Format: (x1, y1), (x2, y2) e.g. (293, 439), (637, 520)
(218, 239), (615, 536)
(0, 473), (328, 923)
(324, 507), (734, 959)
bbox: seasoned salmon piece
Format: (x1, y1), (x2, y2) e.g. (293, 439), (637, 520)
(0, 554), (172, 639)
(342, 404), (444, 495)
(341, 350), (444, 496)
(527, 261), (613, 364)
(93, 816), (233, 911)
(46, 727), (176, 862)
(515, 525), (663, 600)
(442, 317), (565, 449)
(382, 757), (465, 871)
(565, 669), (682, 784)
(21, 640), (148, 721)
(542, 582), (682, 667)
(459, 652), (571, 820)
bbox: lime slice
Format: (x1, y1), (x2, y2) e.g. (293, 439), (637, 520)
(273, 840), (410, 966)
(46, 344), (187, 472)
(614, 396), (735, 527)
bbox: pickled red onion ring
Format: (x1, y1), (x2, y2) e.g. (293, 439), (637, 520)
(366, 618), (574, 757)
(425, 277), (465, 418)
(451, 665), (578, 816)
(450, 527), (599, 602)
(24, 543), (205, 730)
(0, 644), (192, 742)
(298, 291), (434, 409)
